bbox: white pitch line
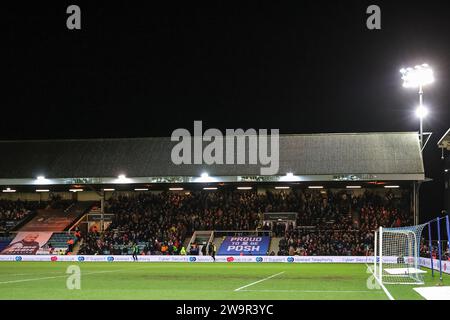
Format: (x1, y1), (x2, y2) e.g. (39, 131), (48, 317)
(0, 268), (129, 285)
(240, 289), (375, 293)
(366, 263), (395, 301)
(234, 271), (285, 292)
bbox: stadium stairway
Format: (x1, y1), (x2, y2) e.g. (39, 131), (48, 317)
(46, 233), (77, 250)
(268, 237), (281, 255)
(213, 237), (225, 253)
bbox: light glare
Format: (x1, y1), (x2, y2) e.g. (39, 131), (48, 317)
(400, 64), (434, 88)
(415, 105), (429, 119)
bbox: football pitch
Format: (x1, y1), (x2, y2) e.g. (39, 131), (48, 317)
(0, 262), (447, 300)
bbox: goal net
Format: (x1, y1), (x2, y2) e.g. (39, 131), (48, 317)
(374, 224), (426, 285)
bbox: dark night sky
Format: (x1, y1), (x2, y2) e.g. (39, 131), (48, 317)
(3, 1), (450, 221)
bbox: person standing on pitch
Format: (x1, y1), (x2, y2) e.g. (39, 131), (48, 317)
(132, 243), (139, 261)
(208, 242), (216, 262)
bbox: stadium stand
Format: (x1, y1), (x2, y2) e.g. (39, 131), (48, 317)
(0, 235), (14, 252)
(0, 200), (43, 231)
(44, 232), (78, 253)
(77, 188), (413, 256)
(20, 201), (94, 232)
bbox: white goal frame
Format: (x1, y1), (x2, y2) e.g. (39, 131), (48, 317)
(374, 225), (426, 285)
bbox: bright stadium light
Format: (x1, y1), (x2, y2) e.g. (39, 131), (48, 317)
(275, 186), (290, 190)
(169, 187), (184, 191)
(103, 188), (115, 192)
(400, 63), (434, 149)
(134, 188), (149, 191)
(196, 172), (215, 183)
(203, 187), (217, 190)
(384, 185), (400, 189)
(35, 176), (49, 184)
(400, 64), (434, 88)
(280, 172), (300, 182)
(237, 186), (252, 190)
(346, 185), (361, 189)
(69, 188), (83, 192)
(116, 174), (130, 183)
(415, 105), (429, 119)
(2, 187), (16, 193)
(308, 186), (323, 189)
(36, 189), (50, 192)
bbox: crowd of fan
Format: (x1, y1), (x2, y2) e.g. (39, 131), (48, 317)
(420, 241), (450, 260)
(276, 190), (413, 256)
(0, 200), (42, 231)
(78, 189), (413, 256)
(0, 195), (75, 232)
(79, 191), (262, 255)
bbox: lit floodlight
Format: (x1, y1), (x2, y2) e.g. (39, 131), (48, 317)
(400, 63), (434, 149)
(2, 187), (16, 193)
(35, 176), (49, 185)
(237, 186), (252, 190)
(400, 64), (434, 88)
(116, 174), (130, 183)
(196, 172), (216, 183)
(36, 189), (50, 192)
(280, 172), (300, 182)
(415, 105), (429, 119)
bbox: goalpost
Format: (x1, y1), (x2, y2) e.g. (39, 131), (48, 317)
(374, 224), (427, 285)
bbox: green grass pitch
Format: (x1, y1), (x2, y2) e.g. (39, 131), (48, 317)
(0, 262), (447, 300)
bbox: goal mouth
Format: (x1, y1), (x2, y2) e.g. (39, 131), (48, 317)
(384, 268), (427, 275)
(374, 224), (427, 285)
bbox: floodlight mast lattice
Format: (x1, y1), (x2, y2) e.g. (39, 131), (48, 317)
(400, 64), (434, 149)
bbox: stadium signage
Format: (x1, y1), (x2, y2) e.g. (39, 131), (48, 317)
(4, 254), (448, 270)
(218, 236), (270, 255)
(171, 121), (279, 175)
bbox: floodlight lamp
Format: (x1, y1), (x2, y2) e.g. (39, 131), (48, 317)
(400, 64), (434, 88)
(415, 105), (429, 119)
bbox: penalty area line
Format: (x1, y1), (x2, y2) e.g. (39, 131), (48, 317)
(234, 271), (285, 292)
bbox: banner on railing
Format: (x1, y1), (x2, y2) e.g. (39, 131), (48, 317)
(217, 236), (270, 255)
(0, 232), (53, 255)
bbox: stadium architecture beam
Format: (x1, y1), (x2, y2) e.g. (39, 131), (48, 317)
(438, 128), (450, 153)
(0, 173), (426, 187)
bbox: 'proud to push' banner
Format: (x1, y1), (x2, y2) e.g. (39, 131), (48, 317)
(217, 236), (270, 255)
